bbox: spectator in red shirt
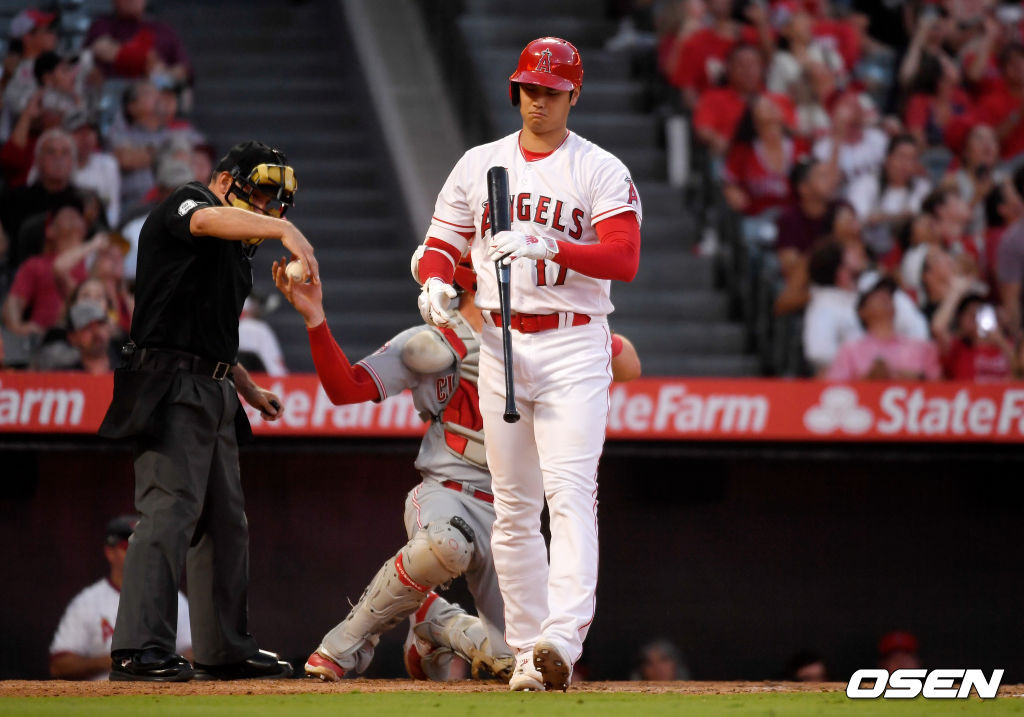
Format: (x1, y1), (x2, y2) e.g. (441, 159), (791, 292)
(2, 206), (91, 337)
(723, 95), (806, 216)
(664, 0), (769, 108)
(976, 43), (1024, 161)
(694, 44), (795, 156)
(85, 0), (190, 84)
(656, 0), (707, 78)
(960, 13), (1008, 97)
(935, 291), (1015, 381)
(903, 54), (973, 149)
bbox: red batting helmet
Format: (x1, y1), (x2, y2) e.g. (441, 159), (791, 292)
(509, 37), (583, 105)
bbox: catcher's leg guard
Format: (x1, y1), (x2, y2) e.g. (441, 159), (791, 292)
(406, 591), (515, 682)
(319, 517), (475, 672)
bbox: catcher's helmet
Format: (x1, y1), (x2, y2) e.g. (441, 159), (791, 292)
(509, 37), (583, 105)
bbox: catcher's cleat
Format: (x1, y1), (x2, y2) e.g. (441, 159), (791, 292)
(508, 652), (545, 691)
(305, 650), (345, 682)
(403, 639), (430, 681)
(534, 638), (571, 692)
(404, 620), (461, 681)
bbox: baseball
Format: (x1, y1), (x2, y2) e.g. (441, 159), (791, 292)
(285, 260), (306, 283)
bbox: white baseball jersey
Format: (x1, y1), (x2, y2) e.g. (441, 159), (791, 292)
(358, 310), (490, 489)
(426, 131), (642, 315)
(49, 579), (191, 680)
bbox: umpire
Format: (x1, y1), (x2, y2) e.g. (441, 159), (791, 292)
(99, 140), (318, 681)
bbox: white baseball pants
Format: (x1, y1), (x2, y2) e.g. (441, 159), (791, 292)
(479, 319), (612, 664)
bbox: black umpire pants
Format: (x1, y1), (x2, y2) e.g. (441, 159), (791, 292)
(111, 373), (259, 665)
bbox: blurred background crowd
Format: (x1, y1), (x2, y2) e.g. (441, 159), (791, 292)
(1, 0), (1021, 382)
(641, 0), (1024, 380)
(0, 0), (285, 376)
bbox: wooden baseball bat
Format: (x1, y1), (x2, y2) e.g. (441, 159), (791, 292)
(486, 166), (520, 423)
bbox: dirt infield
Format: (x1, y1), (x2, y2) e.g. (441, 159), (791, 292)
(4, 679), (1022, 698)
(0, 679), (850, 696)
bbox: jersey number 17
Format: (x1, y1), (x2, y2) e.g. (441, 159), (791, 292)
(535, 259), (567, 286)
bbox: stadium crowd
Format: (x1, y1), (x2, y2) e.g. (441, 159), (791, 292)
(0, 0), (284, 374)
(649, 0), (1024, 380)
(2, 0), (1022, 381)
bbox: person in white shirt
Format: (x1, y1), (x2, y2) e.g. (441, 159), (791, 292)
(804, 239), (929, 374)
(49, 515), (191, 680)
(813, 92), (888, 192)
(766, 5), (846, 97)
(846, 134), (931, 257)
(66, 111), (121, 228)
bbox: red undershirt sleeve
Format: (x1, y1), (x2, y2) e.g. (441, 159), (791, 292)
(552, 211), (640, 281)
(307, 322), (381, 404)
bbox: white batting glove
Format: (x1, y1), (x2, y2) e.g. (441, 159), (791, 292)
(418, 277), (457, 326)
(488, 230), (558, 265)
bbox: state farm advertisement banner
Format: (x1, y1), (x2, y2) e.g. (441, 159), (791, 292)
(1, 373), (1023, 442)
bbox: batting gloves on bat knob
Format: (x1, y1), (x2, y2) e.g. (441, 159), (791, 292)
(419, 277), (457, 327)
(489, 230), (558, 265)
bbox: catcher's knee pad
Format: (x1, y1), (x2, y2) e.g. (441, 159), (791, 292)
(406, 516), (475, 584)
(319, 517), (475, 671)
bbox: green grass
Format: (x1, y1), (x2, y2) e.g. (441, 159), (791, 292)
(2, 693), (1022, 717)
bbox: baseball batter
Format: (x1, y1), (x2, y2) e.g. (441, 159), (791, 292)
(414, 37), (642, 691)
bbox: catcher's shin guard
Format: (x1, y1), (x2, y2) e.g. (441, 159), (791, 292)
(319, 517), (475, 672)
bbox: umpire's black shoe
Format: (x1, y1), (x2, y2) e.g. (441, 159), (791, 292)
(110, 648), (194, 682)
(192, 650), (294, 680)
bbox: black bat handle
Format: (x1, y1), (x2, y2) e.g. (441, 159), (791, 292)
(486, 166), (521, 424)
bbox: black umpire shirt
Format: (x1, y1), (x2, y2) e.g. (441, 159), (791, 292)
(131, 182), (253, 363)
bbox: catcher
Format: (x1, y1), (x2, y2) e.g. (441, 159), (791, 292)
(273, 251), (640, 682)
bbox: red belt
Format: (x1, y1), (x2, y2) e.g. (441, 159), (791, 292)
(441, 479), (494, 504)
(488, 311), (591, 333)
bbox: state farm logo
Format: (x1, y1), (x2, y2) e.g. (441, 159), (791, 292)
(0, 380), (85, 427)
(804, 386), (872, 434)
